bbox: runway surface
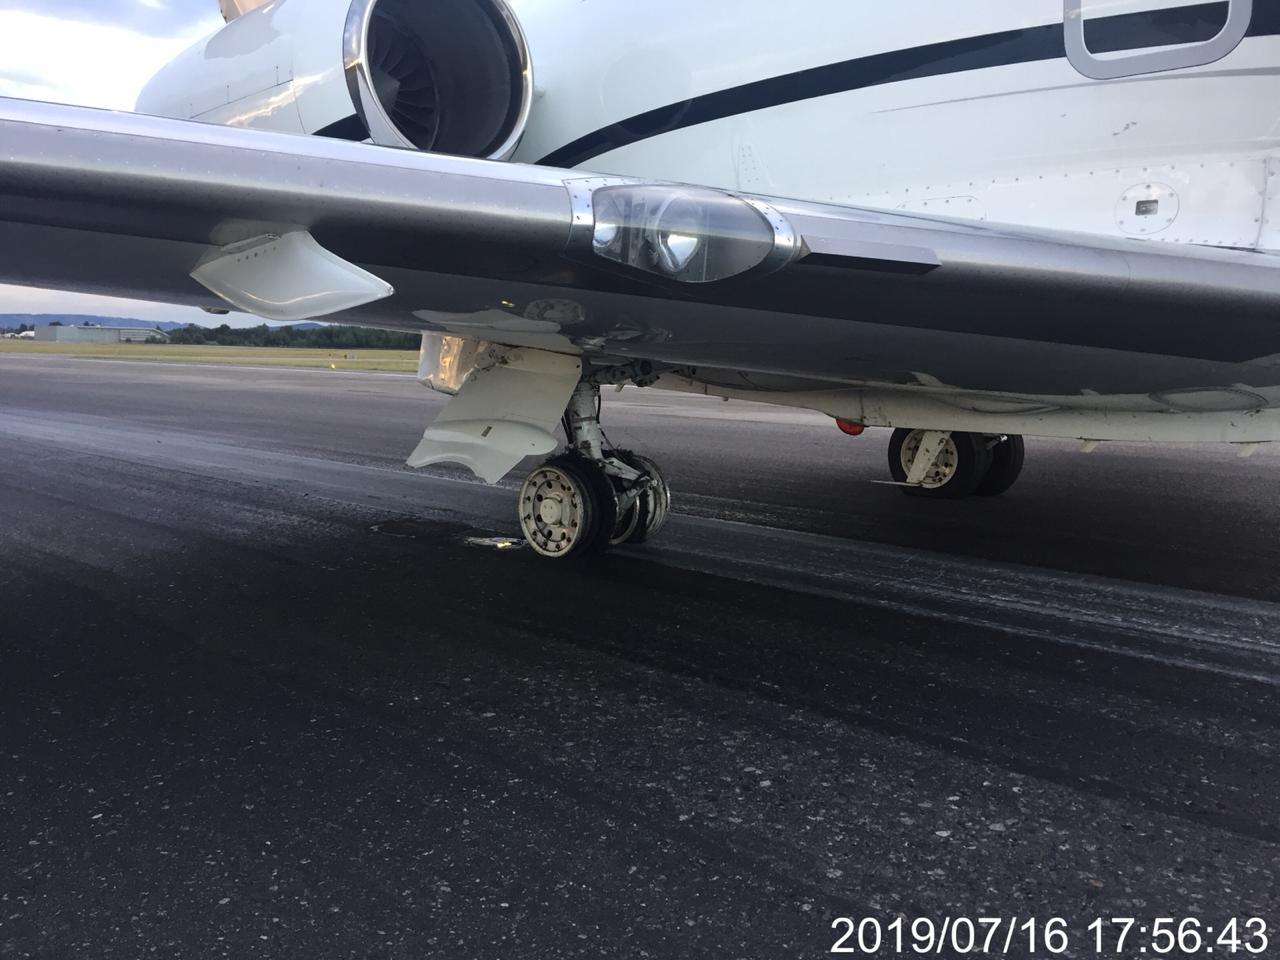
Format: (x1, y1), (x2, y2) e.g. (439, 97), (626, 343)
(2, 355), (1279, 959)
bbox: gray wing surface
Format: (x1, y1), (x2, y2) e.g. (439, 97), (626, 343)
(3, 96), (1280, 397)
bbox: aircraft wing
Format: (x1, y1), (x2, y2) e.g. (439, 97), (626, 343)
(3, 95), (1280, 400)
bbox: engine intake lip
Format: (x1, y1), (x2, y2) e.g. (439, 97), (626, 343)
(342, 0), (533, 161)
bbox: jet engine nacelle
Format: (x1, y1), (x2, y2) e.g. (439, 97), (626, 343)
(137, 0), (532, 160)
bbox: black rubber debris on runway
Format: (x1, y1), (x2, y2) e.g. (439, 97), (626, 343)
(2, 357), (1278, 959)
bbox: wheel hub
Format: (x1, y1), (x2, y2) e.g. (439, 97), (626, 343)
(901, 430), (959, 488)
(538, 498), (565, 525)
(519, 467), (585, 556)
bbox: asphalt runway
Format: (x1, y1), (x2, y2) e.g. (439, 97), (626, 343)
(2, 355), (1279, 959)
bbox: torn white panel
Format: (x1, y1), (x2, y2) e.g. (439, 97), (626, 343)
(418, 334), (494, 395)
(219, 0), (271, 22)
(190, 231), (393, 322)
(407, 348), (581, 484)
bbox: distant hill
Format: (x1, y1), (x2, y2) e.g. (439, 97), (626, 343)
(0, 314), (411, 348)
(0, 314), (186, 331)
(0, 314), (327, 331)
(0, 314), (415, 350)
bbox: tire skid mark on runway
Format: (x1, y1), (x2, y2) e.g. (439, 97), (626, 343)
(45, 506), (1280, 847)
(410, 554), (1276, 845)
(641, 520), (1280, 687)
(21, 504), (1269, 891)
(204, 631), (871, 914)
(21, 448), (1252, 851)
(0, 487), (912, 920)
(5, 419), (1274, 931)
(5, 407), (1279, 688)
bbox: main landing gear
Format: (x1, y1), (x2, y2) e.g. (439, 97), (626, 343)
(516, 381), (670, 558)
(887, 428), (1025, 499)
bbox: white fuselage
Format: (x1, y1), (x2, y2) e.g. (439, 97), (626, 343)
(140, 0), (1280, 254)
(508, 0), (1279, 251)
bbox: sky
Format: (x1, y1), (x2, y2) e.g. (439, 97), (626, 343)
(0, 0), (264, 325)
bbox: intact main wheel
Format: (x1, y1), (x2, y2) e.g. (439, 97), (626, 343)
(518, 454), (618, 558)
(888, 428), (992, 499)
(607, 451), (670, 546)
(975, 435), (1025, 497)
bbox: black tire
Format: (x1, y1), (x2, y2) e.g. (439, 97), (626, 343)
(555, 453), (618, 554)
(517, 453), (617, 558)
(887, 428), (992, 499)
(975, 435), (1025, 497)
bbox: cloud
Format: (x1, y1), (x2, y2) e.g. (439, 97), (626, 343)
(0, 9), (220, 110)
(0, 6), (233, 321)
(5, 0), (213, 37)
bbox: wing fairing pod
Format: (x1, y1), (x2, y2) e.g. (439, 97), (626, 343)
(569, 183), (802, 283)
(191, 232), (394, 322)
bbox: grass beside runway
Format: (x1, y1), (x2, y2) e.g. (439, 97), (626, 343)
(0, 340), (418, 372)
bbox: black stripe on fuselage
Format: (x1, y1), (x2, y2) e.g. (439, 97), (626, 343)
(538, 1), (1279, 168)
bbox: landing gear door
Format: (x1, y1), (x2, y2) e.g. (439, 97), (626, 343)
(1065, 0), (1253, 80)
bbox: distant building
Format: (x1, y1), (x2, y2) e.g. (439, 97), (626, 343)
(35, 324), (168, 343)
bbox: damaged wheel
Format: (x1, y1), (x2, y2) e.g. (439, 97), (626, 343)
(517, 454), (617, 558)
(607, 450), (671, 546)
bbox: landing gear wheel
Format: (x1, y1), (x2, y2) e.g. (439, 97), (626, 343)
(888, 428), (992, 499)
(518, 454), (618, 558)
(607, 450), (671, 546)
(975, 435), (1025, 497)
(609, 495), (644, 545)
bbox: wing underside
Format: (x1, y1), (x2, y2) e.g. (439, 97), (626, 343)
(3, 96), (1280, 410)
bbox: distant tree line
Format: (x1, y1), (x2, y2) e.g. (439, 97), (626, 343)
(167, 324), (419, 349)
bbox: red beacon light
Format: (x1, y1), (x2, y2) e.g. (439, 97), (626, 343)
(835, 419), (865, 437)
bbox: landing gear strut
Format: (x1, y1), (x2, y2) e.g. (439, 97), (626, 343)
(517, 380), (670, 558)
(887, 428), (1025, 498)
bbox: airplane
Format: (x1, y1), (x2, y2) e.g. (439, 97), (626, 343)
(1, 0), (1279, 558)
